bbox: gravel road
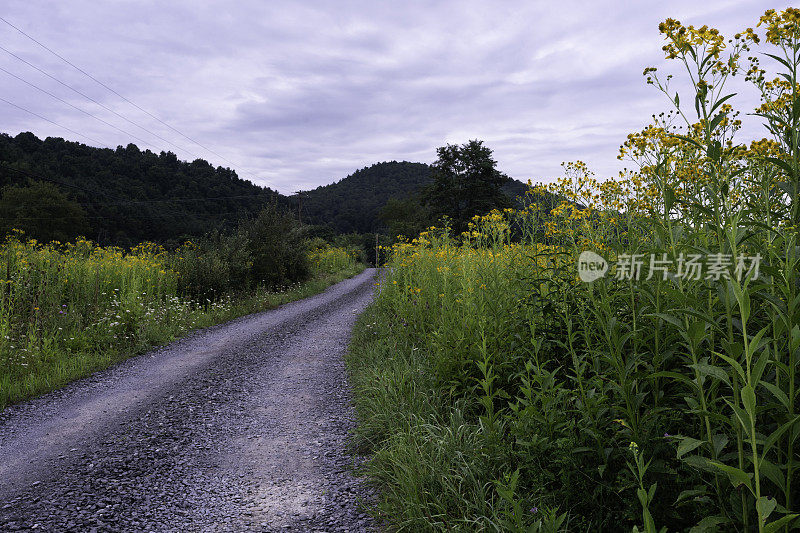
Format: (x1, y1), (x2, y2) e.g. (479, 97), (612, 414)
(0, 268), (377, 532)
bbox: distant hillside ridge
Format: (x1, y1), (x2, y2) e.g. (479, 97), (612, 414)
(0, 132), (535, 243)
(0, 132), (286, 245)
(302, 161), (531, 234)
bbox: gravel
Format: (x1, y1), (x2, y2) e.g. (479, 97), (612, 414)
(0, 268), (378, 532)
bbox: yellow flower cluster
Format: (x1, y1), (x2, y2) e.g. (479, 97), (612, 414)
(658, 18), (727, 61)
(758, 8), (800, 45)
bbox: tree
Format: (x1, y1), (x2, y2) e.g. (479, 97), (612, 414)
(241, 204), (309, 288)
(379, 196), (432, 239)
(422, 140), (511, 234)
(0, 182), (90, 243)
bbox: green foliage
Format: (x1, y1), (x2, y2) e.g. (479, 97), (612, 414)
(302, 161), (433, 234)
(379, 196), (433, 239)
(0, 134), (534, 248)
(422, 140), (511, 234)
(0, 231), (363, 410)
(170, 230), (252, 301)
(0, 181), (89, 243)
(170, 204), (311, 299)
(347, 9), (800, 533)
(0, 132), (284, 245)
(243, 204), (310, 287)
(302, 160), (531, 237)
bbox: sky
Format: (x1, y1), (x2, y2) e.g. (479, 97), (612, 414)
(0, 0), (784, 194)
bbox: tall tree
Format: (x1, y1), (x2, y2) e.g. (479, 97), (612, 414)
(422, 140), (510, 233)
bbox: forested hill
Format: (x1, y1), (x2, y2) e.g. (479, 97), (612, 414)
(302, 161), (431, 234)
(0, 132), (533, 244)
(0, 132), (285, 245)
(302, 161), (530, 234)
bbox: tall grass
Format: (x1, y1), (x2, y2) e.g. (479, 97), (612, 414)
(347, 9), (800, 532)
(309, 244), (361, 274)
(0, 234), (362, 410)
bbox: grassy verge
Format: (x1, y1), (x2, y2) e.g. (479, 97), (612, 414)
(346, 9), (800, 532)
(1, 264), (364, 410)
(347, 299), (568, 532)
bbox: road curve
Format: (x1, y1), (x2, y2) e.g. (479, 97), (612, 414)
(0, 268), (377, 532)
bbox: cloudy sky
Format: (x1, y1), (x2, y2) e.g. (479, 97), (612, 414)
(0, 0), (782, 194)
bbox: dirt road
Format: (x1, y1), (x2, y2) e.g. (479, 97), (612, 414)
(0, 268), (377, 532)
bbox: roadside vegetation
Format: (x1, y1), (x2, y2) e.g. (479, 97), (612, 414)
(0, 204), (363, 410)
(348, 8), (800, 531)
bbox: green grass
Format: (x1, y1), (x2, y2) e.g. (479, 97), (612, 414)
(346, 9), (800, 532)
(347, 302), (570, 532)
(0, 263), (364, 410)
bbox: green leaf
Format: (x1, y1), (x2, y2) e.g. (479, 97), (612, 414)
(757, 496), (778, 521)
(725, 399), (752, 436)
(709, 112), (726, 132)
(709, 461), (753, 494)
(707, 141), (721, 161)
(761, 381), (790, 410)
(776, 181), (795, 196)
(742, 384), (757, 421)
(676, 437), (705, 459)
(682, 455), (718, 473)
(752, 344), (771, 386)
(650, 368), (693, 382)
(687, 320), (708, 345)
(730, 280), (750, 324)
(676, 488), (707, 505)
(648, 312), (684, 329)
(710, 93), (737, 115)
(691, 363), (730, 386)
(716, 352), (746, 382)
(766, 157), (795, 177)
(763, 514), (799, 533)
(712, 433), (729, 457)
(637, 487), (649, 507)
(762, 416), (800, 459)
(764, 52), (793, 70)
(689, 515), (730, 533)
(664, 186), (675, 214)
(759, 458), (787, 496)
(748, 326), (770, 362)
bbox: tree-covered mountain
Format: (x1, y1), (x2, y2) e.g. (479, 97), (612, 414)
(0, 132), (285, 245)
(0, 132), (534, 244)
(301, 161), (432, 234)
(302, 161), (530, 234)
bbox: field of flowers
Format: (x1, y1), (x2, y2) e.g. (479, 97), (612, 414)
(347, 9), (800, 532)
(0, 235), (361, 409)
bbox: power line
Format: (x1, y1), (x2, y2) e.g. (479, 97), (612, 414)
(0, 65), (160, 151)
(0, 16), (278, 189)
(0, 97), (108, 147)
(0, 44), (202, 161)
